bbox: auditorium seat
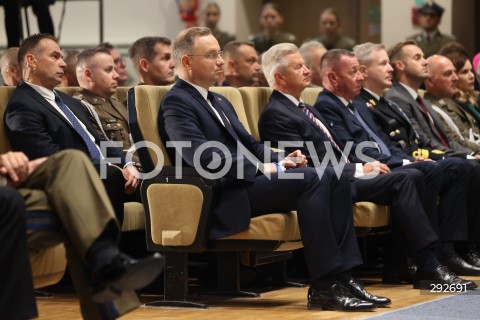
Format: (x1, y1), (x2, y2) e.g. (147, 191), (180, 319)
(127, 85), (303, 307)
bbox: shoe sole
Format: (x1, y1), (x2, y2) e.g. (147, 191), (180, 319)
(111, 253), (164, 291)
(307, 303), (377, 312)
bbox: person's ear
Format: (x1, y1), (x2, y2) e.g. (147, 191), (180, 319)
(181, 55), (191, 70)
(327, 71), (337, 86)
(359, 65), (368, 78)
(139, 58), (149, 73)
(84, 68), (93, 82)
(227, 60), (236, 74)
(25, 53), (36, 70)
(394, 60), (404, 72)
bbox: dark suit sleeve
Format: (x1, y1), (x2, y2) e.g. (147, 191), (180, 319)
(314, 98), (380, 164)
(6, 101), (62, 159)
(162, 92), (261, 182)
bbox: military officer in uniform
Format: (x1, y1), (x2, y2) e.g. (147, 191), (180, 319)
(407, 1), (455, 58)
(313, 8), (356, 51)
(75, 47), (138, 164)
(248, 2), (296, 54)
(201, 2), (236, 49)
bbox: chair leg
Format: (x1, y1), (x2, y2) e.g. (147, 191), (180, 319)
(260, 261), (306, 288)
(144, 252), (207, 309)
(205, 252), (259, 298)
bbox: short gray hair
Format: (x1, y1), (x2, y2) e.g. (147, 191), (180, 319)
(172, 27), (211, 67)
(261, 43), (298, 87)
(299, 40), (325, 68)
(353, 42), (385, 66)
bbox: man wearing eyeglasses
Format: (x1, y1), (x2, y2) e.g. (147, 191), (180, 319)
(99, 42), (129, 86)
(159, 26), (385, 312)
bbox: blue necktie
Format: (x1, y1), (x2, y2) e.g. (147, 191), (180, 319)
(350, 103), (391, 156)
(54, 92), (101, 160)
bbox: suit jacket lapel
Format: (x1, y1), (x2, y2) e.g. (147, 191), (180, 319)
(19, 82), (74, 129)
(176, 79), (240, 140)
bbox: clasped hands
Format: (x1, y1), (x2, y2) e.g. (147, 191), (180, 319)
(264, 150), (308, 173)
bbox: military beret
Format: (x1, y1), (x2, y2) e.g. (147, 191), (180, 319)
(418, 1), (444, 17)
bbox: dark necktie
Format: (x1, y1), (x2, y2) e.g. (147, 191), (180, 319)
(54, 92), (101, 160)
(207, 91), (239, 140)
(298, 102), (349, 163)
(349, 103), (391, 156)
(415, 96), (450, 148)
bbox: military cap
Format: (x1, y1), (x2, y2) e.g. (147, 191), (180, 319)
(418, 1), (444, 17)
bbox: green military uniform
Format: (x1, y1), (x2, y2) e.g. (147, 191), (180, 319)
(407, 30), (455, 58)
(248, 31), (296, 54)
(424, 92), (480, 152)
(313, 35), (356, 51)
(211, 27), (236, 49)
(21, 150), (140, 320)
(75, 88), (131, 150)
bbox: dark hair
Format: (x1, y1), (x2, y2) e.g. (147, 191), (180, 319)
(173, 27), (212, 66)
(18, 33), (57, 67)
(437, 42), (470, 59)
(223, 40), (255, 60)
(76, 47), (112, 67)
(320, 48), (354, 70)
(388, 40), (418, 70)
(443, 52), (469, 73)
(129, 36), (172, 70)
(98, 42), (115, 51)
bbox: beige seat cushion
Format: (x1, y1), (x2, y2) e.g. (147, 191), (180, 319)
(122, 202), (146, 231)
(114, 86), (131, 103)
(300, 87), (323, 106)
(30, 244), (67, 289)
(0, 86), (15, 154)
(354, 202), (390, 228)
(211, 86), (252, 133)
(239, 87), (273, 140)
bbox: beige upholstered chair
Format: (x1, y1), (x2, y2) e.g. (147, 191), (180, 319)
(0, 86), (67, 289)
(238, 87), (391, 231)
(127, 85), (303, 307)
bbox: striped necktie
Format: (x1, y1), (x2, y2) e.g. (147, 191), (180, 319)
(415, 96), (450, 148)
(298, 102), (349, 163)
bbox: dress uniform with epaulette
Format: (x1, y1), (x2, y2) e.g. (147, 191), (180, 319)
(355, 88), (445, 160)
(406, 1), (456, 58)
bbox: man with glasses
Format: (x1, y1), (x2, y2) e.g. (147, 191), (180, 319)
(159, 26), (386, 312)
(99, 42), (129, 86)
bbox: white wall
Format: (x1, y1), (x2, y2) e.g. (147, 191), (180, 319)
(0, 0), (240, 48)
(381, 0), (452, 49)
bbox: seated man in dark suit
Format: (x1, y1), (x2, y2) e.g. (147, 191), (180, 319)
(159, 26), (384, 312)
(258, 42), (469, 289)
(314, 49), (480, 279)
(0, 150), (163, 320)
(5, 34), (139, 223)
(375, 41), (480, 271)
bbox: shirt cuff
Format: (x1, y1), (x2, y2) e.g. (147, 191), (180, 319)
(353, 163), (364, 178)
(402, 159), (412, 166)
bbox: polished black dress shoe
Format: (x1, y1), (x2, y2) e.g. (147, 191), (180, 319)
(443, 254), (480, 276)
(92, 252), (164, 303)
(307, 283), (376, 312)
(382, 263), (416, 285)
(464, 248), (480, 268)
(413, 265), (477, 290)
(340, 276), (391, 307)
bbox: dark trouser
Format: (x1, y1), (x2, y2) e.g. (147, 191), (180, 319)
(395, 159), (470, 242)
(354, 169), (438, 256)
(247, 167), (362, 283)
(466, 160), (480, 245)
(0, 187), (37, 320)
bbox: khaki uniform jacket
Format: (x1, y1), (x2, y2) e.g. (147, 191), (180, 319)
(211, 27), (236, 49)
(248, 31), (297, 53)
(424, 92), (480, 152)
(313, 34), (356, 51)
(74, 88), (132, 150)
(407, 30), (456, 58)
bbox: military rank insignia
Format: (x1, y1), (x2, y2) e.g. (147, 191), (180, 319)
(366, 99), (376, 109)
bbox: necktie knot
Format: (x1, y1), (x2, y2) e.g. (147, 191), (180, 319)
(347, 103), (355, 111)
